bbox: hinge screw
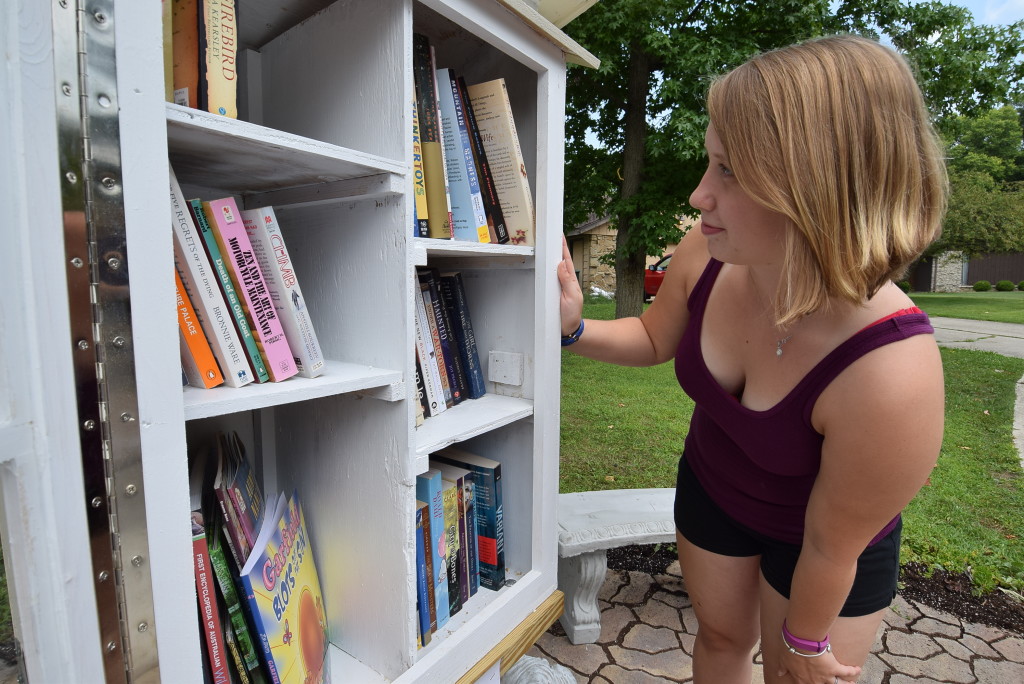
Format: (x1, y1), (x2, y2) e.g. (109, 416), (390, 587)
(97, 94), (111, 108)
(65, 171), (77, 184)
(91, 497), (102, 508)
(107, 256), (121, 270)
(101, 177), (116, 189)
(112, 336), (126, 348)
(58, 0), (67, 8)
(97, 571), (109, 582)
(125, 484), (137, 497)
(138, 622), (149, 633)
(131, 555), (144, 567)
(106, 641), (116, 653)
(61, 83), (72, 96)
(83, 419), (96, 431)
(70, 257), (83, 268)
(94, 12), (107, 25)
(77, 339), (89, 351)
(121, 412), (134, 422)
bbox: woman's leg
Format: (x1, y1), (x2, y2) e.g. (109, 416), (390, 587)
(758, 575), (885, 683)
(677, 530), (762, 683)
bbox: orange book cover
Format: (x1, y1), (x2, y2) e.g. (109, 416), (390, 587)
(176, 268), (224, 389)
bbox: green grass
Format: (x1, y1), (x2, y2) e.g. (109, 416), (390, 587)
(909, 291), (1024, 324)
(561, 296), (1024, 594)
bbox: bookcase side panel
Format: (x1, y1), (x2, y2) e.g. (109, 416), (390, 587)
(274, 394), (415, 679)
(258, 0), (406, 162)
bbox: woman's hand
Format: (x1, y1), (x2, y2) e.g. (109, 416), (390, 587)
(557, 236), (584, 337)
(777, 646), (861, 684)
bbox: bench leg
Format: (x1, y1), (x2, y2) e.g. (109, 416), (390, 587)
(557, 550), (607, 645)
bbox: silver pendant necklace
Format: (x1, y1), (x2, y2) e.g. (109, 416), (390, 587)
(776, 334), (793, 357)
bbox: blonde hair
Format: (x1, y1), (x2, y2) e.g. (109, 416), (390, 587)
(707, 35), (948, 326)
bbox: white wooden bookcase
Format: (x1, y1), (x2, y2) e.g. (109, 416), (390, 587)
(1, 0), (596, 682)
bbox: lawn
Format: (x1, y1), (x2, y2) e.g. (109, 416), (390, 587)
(561, 294), (1024, 594)
(909, 290), (1024, 324)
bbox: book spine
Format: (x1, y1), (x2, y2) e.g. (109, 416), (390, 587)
(191, 198), (270, 384)
(421, 505), (437, 631)
(239, 573), (282, 684)
(413, 294), (446, 417)
(176, 269), (224, 388)
(457, 75), (509, 244)
(428, 270), (469, 403)
(412, 34), (451, 239)
(415, 472), (450, 629)
(414, 353), (429, 424)
(455, 479), (470, 605)
(208, 533), (263, 679)
(419, 283), (453, 408)
(194, 534), (231, 682)
(223, 621), (252, 684)
(464, 479), (480, 596)
(204, 198), (298, 382)
(466, 79), (535, 246)
(441, 482), (462, 616)
(171, 0), (199, 107)
(439, 273), (485, 399)
(411, 99), (430, 237)
(241, 206), (325, 378)
(215, 486), (249, 569)
(169, 166), (253, 388)
(200, 0), (237, 118)
(435, 68), (487, 243)
(419, 270), (463, 404)
(415, 505), (432, 645)
(448, 71), (490, 242)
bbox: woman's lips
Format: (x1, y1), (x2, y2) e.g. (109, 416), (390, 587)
(700, 221), (724, 235)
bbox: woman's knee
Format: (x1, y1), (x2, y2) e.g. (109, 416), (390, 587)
(693, 618), (760, 654)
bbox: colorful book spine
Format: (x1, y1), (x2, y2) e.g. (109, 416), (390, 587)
(191, 198), (271, 384)
(415, 501), (432, 646)
(176, 268), (224, 389)
(436, 68), (489, 243)
(171, 0), (199, 108)
(412, 34), (451, 239)
(208, 522), (266, 684)
(419, 283), (453, 408)
(169, 164), (253, 388)
(439, 272), (485, 399)
(413, 287), (447, 417)
(439, 479), (462, 617)
(194, 527), (231, 682)
(203, 197), (298, 382)
(419, 269), (463, 405)
(457, 75), (509, 244)
(200, 0), (237, 118)
(464, 479), (480, 596)
(416, 468), (450, 629)
(466, 78), (535, 246)
(240, 206), (325, 379)
(432, 462), (472, 605)
(411, 99), (429, 237)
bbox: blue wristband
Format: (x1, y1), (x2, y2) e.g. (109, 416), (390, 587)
(561, 319), (584, 347)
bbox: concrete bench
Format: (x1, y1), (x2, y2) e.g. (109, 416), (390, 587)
(556, 488), (677, 644)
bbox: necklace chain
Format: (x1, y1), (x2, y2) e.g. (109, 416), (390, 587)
(776, 335), (793, 357)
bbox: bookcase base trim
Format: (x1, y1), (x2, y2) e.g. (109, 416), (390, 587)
(455, 589), (564, 684)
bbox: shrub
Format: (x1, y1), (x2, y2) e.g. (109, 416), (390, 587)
(995, 280), (1016, 292)
(1018, 281), (1024, 291)
(973, 280), (992, 291)
(896, 280), (911, 293)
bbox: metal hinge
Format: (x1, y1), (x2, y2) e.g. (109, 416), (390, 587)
(52, 0), (160, 681)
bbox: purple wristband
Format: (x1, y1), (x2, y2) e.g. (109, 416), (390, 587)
(782, 619), (830, 655)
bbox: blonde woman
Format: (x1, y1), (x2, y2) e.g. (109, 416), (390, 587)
(557, 35), (947, 684)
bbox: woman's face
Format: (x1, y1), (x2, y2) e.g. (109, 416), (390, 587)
(689, 124), (789, 268)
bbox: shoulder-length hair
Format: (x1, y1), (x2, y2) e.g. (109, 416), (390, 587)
(707, 34), (948, 326)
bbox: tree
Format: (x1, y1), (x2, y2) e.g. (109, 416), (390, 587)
(563, 0), (1024, 318)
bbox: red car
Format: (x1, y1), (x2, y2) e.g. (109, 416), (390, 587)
(644, 253), (672, 301)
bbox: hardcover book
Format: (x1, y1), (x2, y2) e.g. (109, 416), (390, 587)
(176, 268), (224, 389)
(190, 198), (270, 384)
(241, 206), (325, 379)
(203, 197), (298, 382)
(436, 68), (489, 243)
(412, 33), (451, 239)
(190, 450), (231, 683)
(433, 446), (505, 590)
(466, 78), (535, 246)
(240, 491), (329, 684)
(415, 468), (450, 629)
(439, 272), (486, 399)
(169, 164), (253, 388)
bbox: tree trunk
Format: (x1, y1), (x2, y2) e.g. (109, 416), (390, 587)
(615, 41), (649, 319)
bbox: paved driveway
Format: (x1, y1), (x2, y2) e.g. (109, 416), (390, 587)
(929, 317), (1024, 359)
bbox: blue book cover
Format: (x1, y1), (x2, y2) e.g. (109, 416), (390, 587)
(438, 273), (485, 399)
(415, 469), (450, 628)
(435, 68), (488, 242)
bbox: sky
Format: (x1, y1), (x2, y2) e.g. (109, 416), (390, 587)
(945, 0), (1022, 24)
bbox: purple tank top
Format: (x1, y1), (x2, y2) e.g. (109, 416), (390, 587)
(675, 259), (935, 545)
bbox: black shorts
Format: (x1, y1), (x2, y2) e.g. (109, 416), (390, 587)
(674, 455), (901, 617)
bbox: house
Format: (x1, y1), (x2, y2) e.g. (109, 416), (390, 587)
(911, 252), (1024, 292)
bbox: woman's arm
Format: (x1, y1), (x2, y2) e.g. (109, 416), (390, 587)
(557, 227), (708, 366)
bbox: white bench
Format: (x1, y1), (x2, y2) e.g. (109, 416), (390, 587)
(556, 488), (677, 644)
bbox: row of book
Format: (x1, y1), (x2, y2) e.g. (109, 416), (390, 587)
(165, 0), (239, 118)
(412, 33), (535, 246)
(190, 432), (329, 683)
(415, 446), (506, 647)
(414, 268), (485, 423)
(171, 164), (325, 390)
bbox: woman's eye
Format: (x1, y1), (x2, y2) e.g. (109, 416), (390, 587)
(719, 164), (733, 177)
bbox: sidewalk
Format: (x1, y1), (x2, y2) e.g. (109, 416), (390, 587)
(523, 317), (1024, 683)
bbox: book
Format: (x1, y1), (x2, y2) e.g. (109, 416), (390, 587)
(222, 431), (265, 550)
(436, 68), (489, 243)
(203, 197), (298, 383)
(199, 0), (237, 118)
(466, 78), (535, 246)
(456, 75), (510, 244)
(171, 0), (200, 108)
(419, 283), (454, 408)
(415, 501), (432, 645)
(240, 491), (329, 684)
(162, 0), (174, 102)
(414, 354), (427, 427)
(169, 164), (253, 388)
(439, 272), (486, 399)
(438, 479), (462, 617)
(433, 446), (505, 590)
(240, 206), (325, 379)
(176, 268), (224, 389)
(190, 452), (231, 683)
(418, 269), (464, 405)
(463, 479), (480, 596)
(415, 468), (450, 630)
(191, 198), (271, 384)
(411, 99), (429, 237)
(431, 461), (473, 605)
(413, 290), (447, 417)
(412, 33), (451, 239)
(213, 438), (250, 569)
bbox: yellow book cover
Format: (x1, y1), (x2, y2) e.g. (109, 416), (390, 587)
(240, 491), (329, 684)
(201, 0), (238, 118)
